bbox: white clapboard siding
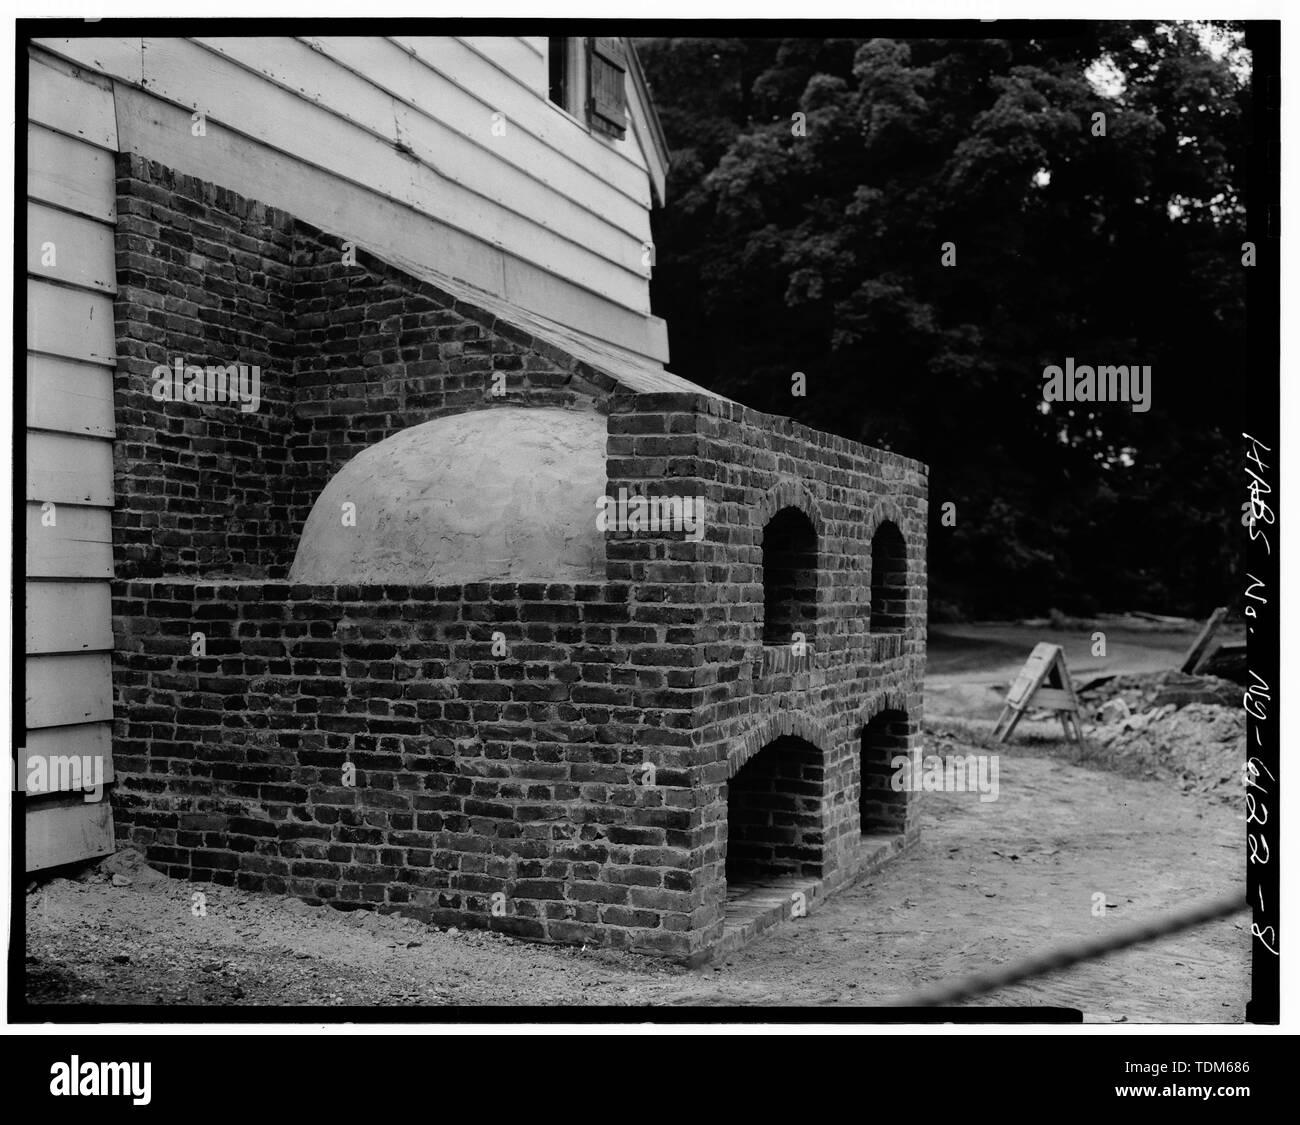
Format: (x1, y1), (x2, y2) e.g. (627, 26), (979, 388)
(28, 125), (117, 222)
(26, 795), (116, 871)
(26, 503), (114, 579)
(105, 80), (667, 360)
(28, 278), (115, 364)
(392, 36), (651, 205)
(25, 653), (114, 729)
(32, 36), (668, 359)
(26, 354), (116, 438)
(26, 45), (122, 874)
(26, 431), (114, 506)
(29, 51), (118, 149)
(27, 201), (116, 293)
(203, 37), (646, 276)
(21, 727), (115, 796)
(39, 35), (648, 315)
(171, 37), (647, 307)
(292, 36), (649, 242)
(26, 581), (115, 654)
(456, 36), (549, 92)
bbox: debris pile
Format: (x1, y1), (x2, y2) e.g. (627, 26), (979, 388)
(72, 847), (168, 888)
(1078, 671), (1246, 802)
(1080, 669), (1241, 713)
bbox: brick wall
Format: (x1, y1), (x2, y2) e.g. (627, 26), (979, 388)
(109, 158), (928, 962)
(113, 157), (297, 577)
(603, 393), (928, 951)
(112, 580), (707, 956)
(111, 154), (615, 581)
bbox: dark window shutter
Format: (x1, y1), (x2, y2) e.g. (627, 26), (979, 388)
(586, 37), (628, 139)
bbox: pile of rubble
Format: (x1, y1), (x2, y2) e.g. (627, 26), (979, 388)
(1077, 670), (1246, 802)
(1080, 669), (1242, 714)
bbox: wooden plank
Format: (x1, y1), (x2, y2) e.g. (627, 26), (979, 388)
(25, 652), (113, 728)
(1028, 688), (1075, 711)
(27, 200), (117, 293)
(1181, 606), (1229, 674)
(213, 35), (644, 268)
(26, 430), (115, 506)
(25, 793), (115, 872)
(28, 49), (120, 149)
(26, 502), (114, 578)
(626, 43), (669, 206)
(456, 36), (548, 92)
(27, 278), (115, 364)
(138, 37), (645, 312)
(391, 36), (651, 207)
(625, 76), (665, 204)
(111, 82), (669, 362)
(27, 354), (116, 437)
(289, 36), (649, 249)
(26, 580), (114, 653)
(21, 724), (115, 796)
(28, 124), (117, 221)
(32, 38), (143, 94)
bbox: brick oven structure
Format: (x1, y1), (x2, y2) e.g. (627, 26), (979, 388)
(109, 155), (927, 963)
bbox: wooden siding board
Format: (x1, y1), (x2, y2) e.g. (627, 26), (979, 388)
(27, 200), (117, 293)
(26, 431), (115, 506)
(25, 794), (115, 871)
(26, 354), (116, 438)
(26, 502), (114, 578)
(26, 581), (115, 654)
(28, 125), (117, 221)
(29, 50), (120, 149)
(626, 81), (666, 203)
(21, 725), (115, 796)
(25, 653), (114, 728)
(27, 279), (115, 364)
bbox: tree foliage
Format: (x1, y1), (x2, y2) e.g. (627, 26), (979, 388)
(639, 27), (1250, 618)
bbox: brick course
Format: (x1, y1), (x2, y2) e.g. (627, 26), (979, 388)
(109, 156), (928, 962)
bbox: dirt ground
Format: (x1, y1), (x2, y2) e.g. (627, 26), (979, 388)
(25, 737), (1248, 1020)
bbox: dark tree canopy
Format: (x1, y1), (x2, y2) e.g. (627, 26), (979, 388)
(639, 26), (1250, 619)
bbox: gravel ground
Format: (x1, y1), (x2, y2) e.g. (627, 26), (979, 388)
(24, 734), (1249, 1020)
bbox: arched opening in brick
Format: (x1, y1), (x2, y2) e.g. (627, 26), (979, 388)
(725, 736), (825, 888)
(869, 521), (907, 634)
(860, 709), (912, 837)
(762, 507), (818, 645)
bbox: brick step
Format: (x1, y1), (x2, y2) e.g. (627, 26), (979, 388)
(716, 834), (905, 958)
